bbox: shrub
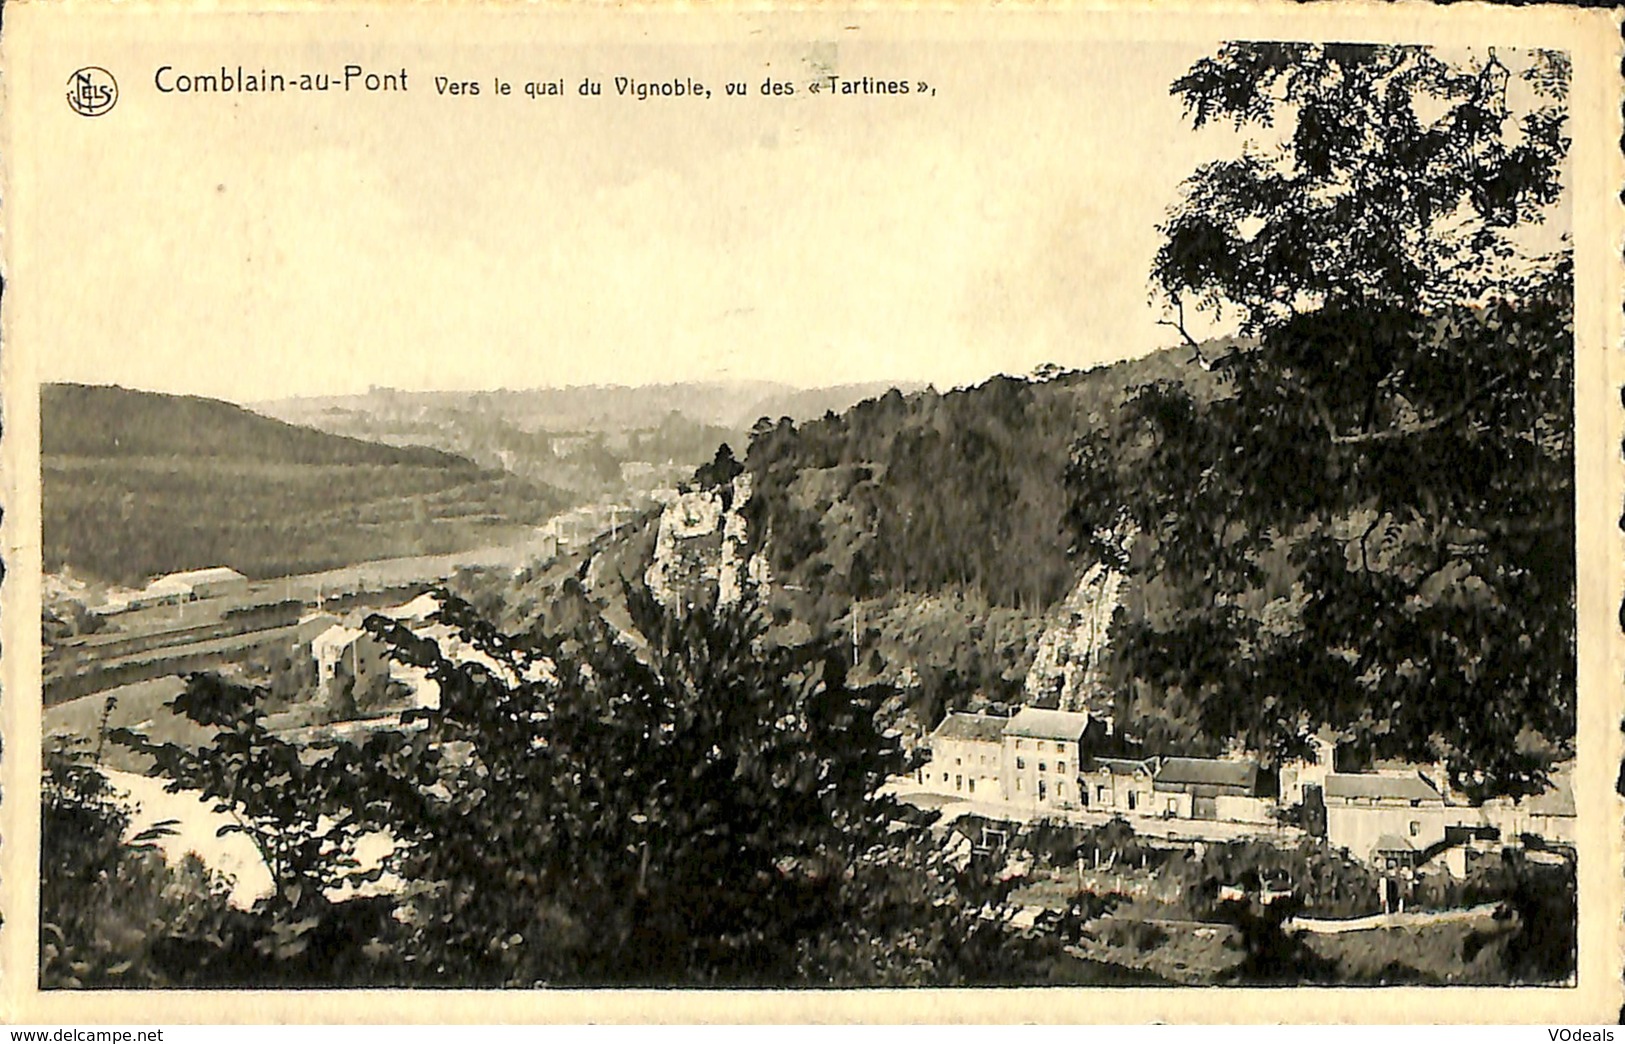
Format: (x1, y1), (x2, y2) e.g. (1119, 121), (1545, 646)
(40, 743), (236, 988)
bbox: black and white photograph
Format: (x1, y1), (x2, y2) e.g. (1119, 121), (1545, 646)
(3, 2), (1620, 1023)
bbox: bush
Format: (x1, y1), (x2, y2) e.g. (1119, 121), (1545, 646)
(40, 744), (236, 988)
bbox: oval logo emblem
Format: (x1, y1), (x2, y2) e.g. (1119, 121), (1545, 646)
(67, 67), (118, 117)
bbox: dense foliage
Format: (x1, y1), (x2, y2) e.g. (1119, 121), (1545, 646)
(742, 349), (1218, 624)
(91, 589), (1085, 986)
(349, 588), (1039, 985)
(40, 744), (235, 988)
(1069, 44), (1573, 798)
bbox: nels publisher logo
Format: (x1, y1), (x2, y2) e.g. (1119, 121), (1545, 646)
(67, 67), (118, 116)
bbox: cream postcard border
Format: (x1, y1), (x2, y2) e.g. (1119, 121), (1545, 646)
(1, 0), (1620, 1023)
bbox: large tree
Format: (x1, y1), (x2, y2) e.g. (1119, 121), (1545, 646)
(1069, 44), (1573, 798)
(342, 587), (1033, 985)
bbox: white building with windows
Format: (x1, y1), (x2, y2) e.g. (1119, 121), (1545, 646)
(1323, 771), (1448, 868)
(1003, 707), (1092, 810)
(916, 707), (1095, 810)
(916, 712), (1006, 799)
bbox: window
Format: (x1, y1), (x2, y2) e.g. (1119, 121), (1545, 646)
(1409, 821), (1420, 837)
(1167, 798), (1177, 812)
(1015, 739), (1025, 750)
(1056, 782), (1065, 797)
(1038, 762), (1048, 773)
(1128, 792), (1138, 811)
(1016, 778), (1023, 791)
(955, 775), (963, 791)
(1057, 761), (1067, 774)
(1016, 758), (1025, 770)
(1038, 780), (1047, 801)
(1056, 742), (1065, 753)
(1096, 785), (1107, 803)
(955, 757), (962, 766)
(942, 772), (949, 783)
(968, 779), (976, 794)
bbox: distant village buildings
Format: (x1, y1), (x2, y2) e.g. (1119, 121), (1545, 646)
(917, 707), (1273, 820)
(101, 566), (250, 612)
(311, 623), (391, 710)
(913, 706), (1576, 878)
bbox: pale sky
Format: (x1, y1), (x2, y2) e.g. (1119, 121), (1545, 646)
(13, 19), (1567, 402)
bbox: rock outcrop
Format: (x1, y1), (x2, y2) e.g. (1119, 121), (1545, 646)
(1022, 564), (1123, 718)
(644, 473), (769, 611)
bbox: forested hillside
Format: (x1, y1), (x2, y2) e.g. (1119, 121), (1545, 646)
(742, 349), (1222, 626)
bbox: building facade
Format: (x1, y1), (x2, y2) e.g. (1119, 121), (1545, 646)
(1002, 708), (1092, 811)
(1323, 771), (1448, 868)
(917, 712), (1006, 798)
(1154, 757), (1271, 823)
(312, 623), (391, 712)
(1084, 757), (1159, 815)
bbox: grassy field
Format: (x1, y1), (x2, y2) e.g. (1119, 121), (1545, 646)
(44, 677), (199, 775)
(45, 457), (560, 585)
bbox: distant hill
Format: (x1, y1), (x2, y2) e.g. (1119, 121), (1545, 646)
(254, 380), (922, 436)
(250, 380), (923, 508)
(45, 383), (473, 468)
(44, 384), (566, 586)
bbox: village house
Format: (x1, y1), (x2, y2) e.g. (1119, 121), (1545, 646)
(917, 711), (1006, 799)
(1153, 757), (1271, 823)
(1322, 771), (1448, 870)
(311, 622), (392, 711)
(1479, 772), (1577, 849)
(1305, 746), (1575, 874)
(1085, 756), (1159, 815)
(1003, 707), (1093, 810)
(1277, 734), (1340, 808)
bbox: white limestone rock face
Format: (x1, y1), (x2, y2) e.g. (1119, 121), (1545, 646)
(1022, 564), (1123, 715)
(717, 474), (768, 609)
(645, 473), (768, 611)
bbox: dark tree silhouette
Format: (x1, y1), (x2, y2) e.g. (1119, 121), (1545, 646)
(1068, 44), (1573, 798)
(339, 588), (1038, 985)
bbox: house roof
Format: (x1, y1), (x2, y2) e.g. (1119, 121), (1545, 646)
(930, 712), (1007, 744)
(1154, 757), (1258, 790)
(1090, 757), (1160, 777)
(1324, 772), (1442, 803)
(1373, 833), (1415, 853)
(156, 567), (247, 586)
(1004, 707), (1091, 741)
(312, 624), (369, 656)
(1520, 779), (1577, 818)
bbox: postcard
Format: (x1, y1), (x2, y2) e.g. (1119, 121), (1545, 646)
(2, 0), (1621, 1023)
